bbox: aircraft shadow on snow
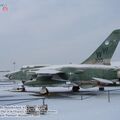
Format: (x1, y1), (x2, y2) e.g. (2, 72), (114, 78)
(1, 89), (120, 105)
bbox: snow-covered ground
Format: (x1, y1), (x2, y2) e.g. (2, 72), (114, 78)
(0, 81), (120, 120)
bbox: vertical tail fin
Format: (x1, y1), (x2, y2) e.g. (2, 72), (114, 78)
(82, 29), (120, 65)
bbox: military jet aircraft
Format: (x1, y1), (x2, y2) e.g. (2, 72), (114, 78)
(25, 64), (120, 94)
(5, 29), (120, 94)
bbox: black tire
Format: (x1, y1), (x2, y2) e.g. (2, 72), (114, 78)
(99, 87), (104, 91)
(72, 86), (80, 92)
(45, 88), (49, 94)
(21, 87), (26, 92)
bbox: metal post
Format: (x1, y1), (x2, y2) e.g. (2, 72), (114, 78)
(81, 94), (83, 100)
(108, 90), (110, 103)
(13, 61), (16, 71)
(42, 98), (45, 105)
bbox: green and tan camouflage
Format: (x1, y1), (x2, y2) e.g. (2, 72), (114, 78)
(82, 29), (120, 65)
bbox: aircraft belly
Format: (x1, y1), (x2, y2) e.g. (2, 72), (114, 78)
(24, 78), (66, 87)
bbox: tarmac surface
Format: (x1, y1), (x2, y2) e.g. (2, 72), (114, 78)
(0, 81), (120, 120)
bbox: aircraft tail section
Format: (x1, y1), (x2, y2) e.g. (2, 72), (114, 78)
(82, 29), (120, 65)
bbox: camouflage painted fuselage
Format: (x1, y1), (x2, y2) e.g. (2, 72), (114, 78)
(25, 64), (119, 88)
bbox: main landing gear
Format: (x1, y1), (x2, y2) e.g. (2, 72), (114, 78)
(72, 86), (80, 92)
(99, 87), (104, 91)
(40, 87), (49, 95)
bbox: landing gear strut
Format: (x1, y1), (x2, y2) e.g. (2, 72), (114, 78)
(21, 80), (26, 92)
(99, 87), (104, 91)
(15, 80), (26, 92)
(16, 85), (26, 92)
(72, 86), (80, 92)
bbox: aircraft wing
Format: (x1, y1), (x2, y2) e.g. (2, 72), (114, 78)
(28, 69), (115, 87)
(25, 69), (73, 87)
(34, 69), (63, 75)
(30, 69), (68, 81)
(92, 77), (113, 84)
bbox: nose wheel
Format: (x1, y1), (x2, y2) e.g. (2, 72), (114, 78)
(16, 85), (26, 92)
(15, 81), (26, 92)
(99, 87), (104, 91)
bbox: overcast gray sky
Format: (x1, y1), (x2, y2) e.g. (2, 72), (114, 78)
(0, 0), (120, 70)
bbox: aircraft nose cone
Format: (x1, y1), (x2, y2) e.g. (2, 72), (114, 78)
(4, 73), (14, 80)
(4, 74), (9, 78)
